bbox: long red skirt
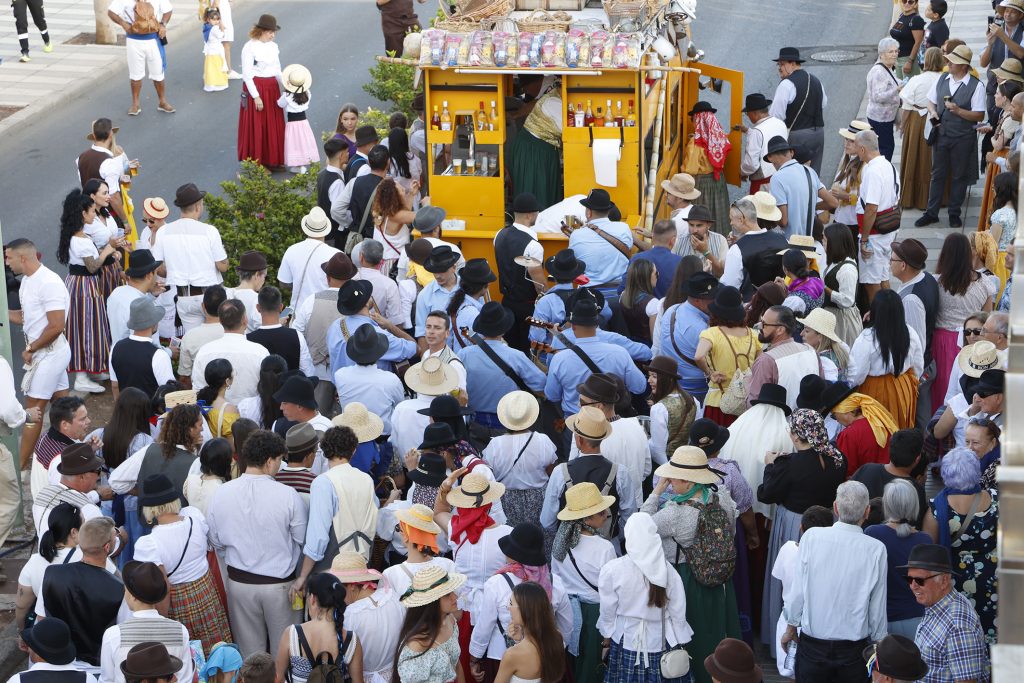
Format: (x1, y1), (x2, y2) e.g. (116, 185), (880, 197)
(702, 405), (738, 427)
(237, 76), (284, 167)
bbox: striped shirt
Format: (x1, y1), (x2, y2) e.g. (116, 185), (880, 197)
(275, 466), (317, 497)
(34, 428), (74, 470)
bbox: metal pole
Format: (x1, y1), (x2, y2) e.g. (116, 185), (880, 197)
(0, 220), (25, 530)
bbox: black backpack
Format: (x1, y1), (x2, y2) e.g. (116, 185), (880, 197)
(288, 624), (352, 683)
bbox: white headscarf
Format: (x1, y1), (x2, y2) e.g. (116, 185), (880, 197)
(718, 403), (792, 520)
(624, 512), (668, 588)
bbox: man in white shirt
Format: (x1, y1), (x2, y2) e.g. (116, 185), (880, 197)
(231, 250), (267, 333)
(192, 299), (268, 403)
(916, 44), (987, 229)
(355, 239), (403, 325)
(661, 173), (700, 243)
(5, 238), (71, 469)
(106, 0), (175, 116)
(782, 481), (887, 681)
(737, 93), (788, 193)
(10, 618), (100, 683)
(176, 285), (226, 386)
(106, 249), (164, 343)
(151, 183), (229, 332)
(315, 141), (348, 245)
(854, 129), (901, 302)
(278, 206), (340, 310)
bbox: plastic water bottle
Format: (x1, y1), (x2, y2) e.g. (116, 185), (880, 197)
(784, 641), (798, 671)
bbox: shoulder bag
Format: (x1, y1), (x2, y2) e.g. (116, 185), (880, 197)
(659, 607), (691, 678)
(860, 163), (902, 234)
(668, 306), (700, 367)
(344, 184), (378, 255)
(716, 331), (754, 416)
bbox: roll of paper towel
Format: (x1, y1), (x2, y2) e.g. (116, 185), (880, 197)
(592, 138), (622, 188)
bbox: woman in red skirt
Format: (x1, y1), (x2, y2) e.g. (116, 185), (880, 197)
(237, 14), (284, 168)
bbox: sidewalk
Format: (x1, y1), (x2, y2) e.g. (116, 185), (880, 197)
(0, 0), (200, 135)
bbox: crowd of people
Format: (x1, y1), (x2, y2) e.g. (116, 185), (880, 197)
(0, 2), (1020, 683)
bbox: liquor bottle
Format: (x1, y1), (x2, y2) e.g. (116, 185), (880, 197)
(594, 106), (605, 127)
(605, 99), (614, 126)
(489, 100), (498, 131)
(430, 105), (441, 131)
(574, 103), (585, 128)
(476, 101), (488, 131)
(626, 99), (637, 127)
(567, 102), (576, 127)
(583, 99), (595, 127)
(440, 101), (452, 131)
(614, 100), (625, 127)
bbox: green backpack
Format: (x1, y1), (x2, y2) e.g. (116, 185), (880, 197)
(678, 494), (737, 587)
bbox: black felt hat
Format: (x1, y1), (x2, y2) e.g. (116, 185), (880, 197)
(863, 635), (929, 681)
(138, 474), (178, 507)
(545, 249), (586, 281)
(418, 422), (459, 450)
(417, 393), (473, 418)
(820, 380), (855, 413)
(772, 47), (805, 63)
(498, 522), (547, 567)
(741, 93), (772, 113)
(897, 543), (958, 575)
(688, 418), (730, 455)
(345, 323), (389, 365)
(407, 451), (447, 487)
(580, 188), (613, 212)
(336, 279), (373, 316)
(423, 245), (460, 274)
(750, 383), (791, 416)
(512, 192), (541, 213)
(472, 301), (515, 337)
(459, 258), (497, 285)
(796, 375), (829, 412)
(22, 618), (76, 665)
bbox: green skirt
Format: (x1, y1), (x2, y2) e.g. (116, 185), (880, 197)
(573, 600), (604, 683)
(694, 173), (731, 238)
(676, 563), (742, 683)
(510, 130), (562, 210)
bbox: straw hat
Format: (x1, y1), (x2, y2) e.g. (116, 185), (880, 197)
(956, 341), (1004, 378)
(661, 173), (702, 201)
(778, 234), (817, 256)
(797, 308), (841, 344)
(282, 64), (312, 93)
(331, 402), (384, 443)
(400, 564), (467, 607)
(945, 44), (972, 66)
(330, 550), (383, 584)
(565, 406), (612, 440)
(838, 119), (872, 141)
(557, 482), (616, 521)
(746, 191), (782, 221)
(654, 445), (724, 485)
(164, 390), (197, 409)
(404, 357), (458, 396)
(993, 57), (1024, 83)
(143, 197), (169, 219)
(395, 503), (442, 534)
(446, 472), (505, 509)
(497, 391), (539, 432)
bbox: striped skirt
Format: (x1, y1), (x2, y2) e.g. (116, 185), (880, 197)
(97, 260), (125, 299)
(502, 487), (546, 528)
(604, 639), (692, 683)
(168, 571), (233, 655)
(857, 370), (918, 431)
(64, 273), (111, 374)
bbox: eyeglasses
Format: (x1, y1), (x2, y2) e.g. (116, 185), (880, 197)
(759, 320), (784, 327)
(580, 399), (603, 407)
(905, 573), (942, 586)
(964, 327), (984, 337)
(902, 0), (917, 4)
(889, 256), (904, 263)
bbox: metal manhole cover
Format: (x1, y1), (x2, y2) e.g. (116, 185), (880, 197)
(811, 49), (865, 63)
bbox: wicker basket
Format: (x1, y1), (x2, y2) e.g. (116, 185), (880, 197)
(436, 0), (514, 31)
(515, 9), (573, 32)
(602, 0), (647, 30)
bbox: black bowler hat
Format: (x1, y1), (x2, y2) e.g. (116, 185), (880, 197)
(898, 543), (958, 575)
(173, 183), (207, 208)
(355, 124), (379, 147)
(337, 279), (373, 315)
(750, 383), (791, 416)
(773, 47), (805, 63)
(273, 375), (318, 409)
(580, 188), (613, 212)
(708, 285), (745, 323)
(138, 474), (178, 507)
(346, 323), (389, 365)
(863, 635), (929, 681)
(423, 245), (460, 274)
(687, 204), (715, 223)
(689, 418), (730, 455)
(973, 369), (1005, 397)
(512, 192), (541, 213)
(764, 135), (796, 159)
(22, 618), (76, 665)
(417, 393), (473, 418)
(124, 249), (162, 278)
(407, 451), (447, 487)
(686, 272), (719, 300)
(741, 93), (772, 112)
(568, 297), (601, 327)
(688, 101), (717, 116)
(820, 380), (855, 413)
(577, 373), (622, 405)
(796, 375), (829, 412)
(459, 258), (497, 285)
(419, 422), (459, 450)
(498, 523), (547, 567)
(545, 249), (586, 281)
(472, 301), (515, 337)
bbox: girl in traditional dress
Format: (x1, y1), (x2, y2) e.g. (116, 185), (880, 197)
(333, 104), (360, 159)
(619, 259), (657, 345)
(237, 14), (284, 167)
(828, 122), (869, 227)
(694, 286), (760, 427)
(202, 7), (229, 93)
(798, 308), (850, 383)
(820, 222), (862, 346)
(197, 358), (238, 438)
(778, 249), (824, 316)
(646, 356), (697, 466)
(988, 172), (1018, 297)
(382, 503), (457, 600)
(277, 64), (319, 174)
(56, 188), (117, 394)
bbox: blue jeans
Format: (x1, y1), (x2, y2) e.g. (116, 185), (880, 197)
(869, 117), (895, 161)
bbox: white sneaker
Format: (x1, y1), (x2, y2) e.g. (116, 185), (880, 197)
(74, 374), (105, 393)
(228, 70), (242, 79)
(92, 372), (110, 381)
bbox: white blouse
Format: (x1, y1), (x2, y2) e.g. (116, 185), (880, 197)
(85, 215), (118, 251)
(551, 533), (616, 604)
(846, 326), (925, 387)
(276, 91), (310, 114)
(240, 39), (282, 98)
(597, 556), (693, 653)
(69, 235), (98, 266)
(182, 474), (225, 515)
(133, 506), (211, 584)
(442, 522), (511, 613)
(900, 71), (942, 112)
(483, 432), (558, 489)
(823, 259), (858, 309)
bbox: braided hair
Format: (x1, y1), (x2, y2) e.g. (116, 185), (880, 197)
(306, 573), (348, 648)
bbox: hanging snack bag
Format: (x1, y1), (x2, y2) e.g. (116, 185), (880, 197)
(565, 28), (587, 68)
(517, 32), (535, 67)
(468, 30), (494, 66)
(422, 29), (446, 66)
(590, 30), (609, 68)
(443, 33), (464, 67)
(493, 31), (512, 67)
(612, 32), (641, 68)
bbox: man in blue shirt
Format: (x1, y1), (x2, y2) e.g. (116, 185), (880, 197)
(529, 250), (611, 347)
(568, 189), (633, 299)
(765, 135), (837, 238)
(327, 280), (416, 378)
(659, 272), (718, 403)
(457, 301), (546, 442)
(620, 219), (681, 297)
(414, 245), (460, 344)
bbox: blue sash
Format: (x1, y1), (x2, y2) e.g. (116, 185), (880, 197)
(127, 32), (166, 72)
(933, 485), (981, 549)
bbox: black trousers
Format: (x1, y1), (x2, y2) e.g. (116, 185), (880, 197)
(795, 634), (870, 683)
(13, 0), (47, 51)
(502, 295), (535, 353)
(925, 133), (975, 220)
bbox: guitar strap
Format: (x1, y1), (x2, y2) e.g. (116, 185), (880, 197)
(472, 335), (532, 393)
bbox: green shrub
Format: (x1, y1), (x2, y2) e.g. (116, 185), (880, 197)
(205, 160), (318, 287)
(363, 57), (417, 119)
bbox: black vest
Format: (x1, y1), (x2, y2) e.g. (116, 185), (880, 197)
(21, 671), (87, 683)
(316, 168), (342, 233)
(936, 73), (982, 139)
(784, 70), (825, 130)
(736, 230), (788, 299)
(559, 454), (620, 518)
(349, 174), (383, 238)
(248, 326), (302, 370)
(41, 563), (125, 666)
(110, 338), (160, 397)
(901, 272), (940, 365)
(494, 225), (537, 301)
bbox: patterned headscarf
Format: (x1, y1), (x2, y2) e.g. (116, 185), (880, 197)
(833, 393), (898, 448)
(551, 520), (601, 562)
(788, 408), (845, 468)
(692, 111), (732, 180)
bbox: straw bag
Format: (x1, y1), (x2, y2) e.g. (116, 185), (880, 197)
(714, 331), (753, 416)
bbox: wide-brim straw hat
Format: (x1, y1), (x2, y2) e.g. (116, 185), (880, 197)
(395, 503), (442, 534)
(661, 173), (702, 201)
(400, 565), (467, 607)
(447, 472), (505, 509)
(557, 482), (616, 521)
(746, 191), (782, 221)
(497, 391), (539, 432)
(330, 550), (383, 584)
(143, 197), (169, 219)
(654, 445), (724, 485)
(778, 234), (818, 256)
(838, 119), (872, 141)
(993, 57), (1024, 83)
(797, 308), (841, 344)
(945, 44), (972, 66)
(331, 402), (384, 443)
(956, 341), (1004, 378)
(164, 390), (197, 409)
(565, 406), (612, 441)
(282, 64), (312, 93)
(405, 356), (458, 396)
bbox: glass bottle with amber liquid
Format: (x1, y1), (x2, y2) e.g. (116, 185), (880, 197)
(594, 106), (605, 127)
(614, 100), (625, 127)
(440, 101), (452, 131)
(430, 105), (441, 131)
(476, 101), (489, 131)
(626, 99), (637, 127)
(583, 99), (595, 127)
(567, 102), (576, 127)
